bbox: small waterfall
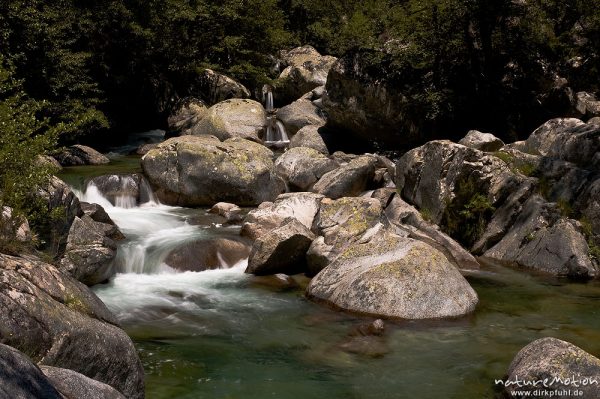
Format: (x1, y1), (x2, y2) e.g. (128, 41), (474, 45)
(85, 174), (159, 209)
(275, 120), (289, 142)
(265, 90), (274, 112)
(262, 85), (290, 148)
(74, 179), (204, 274)
(139, 177), (159, 205)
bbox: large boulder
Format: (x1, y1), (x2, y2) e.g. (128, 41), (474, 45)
(312, 155), (377, 199)
(0, 254), (144, 398)
(274, 147), (338, 191)
(384, 193), (480, 271)
(458, 130), (505, 152)
(59, 214), (123, 286)
(167, 98), (208, 136)
(36, 154), (63, 171)
(502, 338), (600, 398)
(306, 231), (479, 319)
(191, 99), (266, 142)
(289, 125), (329, 154)
(482, 195), (597, 279)
(0, 343), (62, 399)
(164, 237), (251, 271)
(196, 69), (250, 106)
(272, 46), (337, 105)
(524, 118), (600, 167)
(395, 140), (523, 247)
(142, 135), (284, 206)
(41, 366), (126, 399)
(54, 145), (110, 166)
(241, 192), (324, 240)
(246, 218), (315, 275)
(322, 50), (424, 148)
(313, 197), (383, 249)
(276, 98), (325, 135)
(574, 91), (600, 119)
(396, 138), (599, 278)
(307, 196), (383, 275)
(37, 176), (83, 255)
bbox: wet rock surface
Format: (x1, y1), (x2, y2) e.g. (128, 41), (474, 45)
(0, 254), (144, 398)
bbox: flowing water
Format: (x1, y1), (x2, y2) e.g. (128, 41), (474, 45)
(263, 89), (290, 147)
(60, 149), (600, 399)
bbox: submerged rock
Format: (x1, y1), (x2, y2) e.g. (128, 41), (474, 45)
(337, 319), (389, 358)
(503, 338), (600, 398)
(0, 254), (144, 398)
(306, 232), (478, 319)
(274, 147), (338, 191)
(246, 218), (315, 275)
(191, 99), (266, 142)
(142, 135), (284, 206)
(290, 125), (329, 154)
(165, 237), (251, 271)
(54, 145), (110, 166)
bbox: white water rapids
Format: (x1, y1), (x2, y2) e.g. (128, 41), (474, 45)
(73, 180), (261, 330)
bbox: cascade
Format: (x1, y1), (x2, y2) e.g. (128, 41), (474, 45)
(262, 86), (290, 148)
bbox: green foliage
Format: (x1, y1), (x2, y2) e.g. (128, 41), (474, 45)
(442, 176), (496, 248)
(494, 151), (515, 165)
(536, 177), (552, 199)
(0, 57), (64, 252)
(556, 199), (574, 218)
(516, 162), (537, 177)
(419, 207), (434, 223)
(0, 0), (599, 142)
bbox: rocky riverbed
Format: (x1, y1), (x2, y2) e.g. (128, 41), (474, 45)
(1, 45), (599, 398)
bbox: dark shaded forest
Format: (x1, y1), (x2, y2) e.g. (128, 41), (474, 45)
(1, 0), (598, 142)
(1, 0), (599, 233)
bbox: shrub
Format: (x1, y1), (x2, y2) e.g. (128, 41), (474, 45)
(441, 176), (496, 248)
(0, 57), (61, 253)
